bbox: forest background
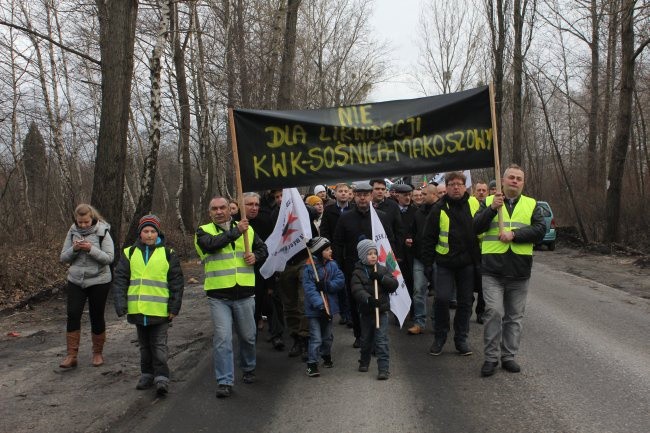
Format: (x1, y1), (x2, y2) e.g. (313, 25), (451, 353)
(0, 0), (648, 308)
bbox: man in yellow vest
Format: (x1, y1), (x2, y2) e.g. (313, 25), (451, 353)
(113, 214), (184, 397)
(195, 196), (268, 399)
(474, 164), (545, 377)
(421, 171), (481, 357)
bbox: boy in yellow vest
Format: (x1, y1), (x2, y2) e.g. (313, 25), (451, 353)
(113, 214), (184, 396)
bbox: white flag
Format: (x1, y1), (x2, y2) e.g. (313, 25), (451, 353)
(260, 188), (313, 279)
(369, 205), (411, 327)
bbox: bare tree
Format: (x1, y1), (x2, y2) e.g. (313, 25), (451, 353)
(277, 0), (301, 109)
(91, 0), (139, 248)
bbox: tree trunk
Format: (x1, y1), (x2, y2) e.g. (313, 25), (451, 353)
(91, 0), (139, 249)
(511, 0), (524, 165)
(277, 0), (301, 109)
(604, 0), (635, 243)
(486, 0), (507, 165)
(124, 1), (171, 245)
(171, 2), (194, 232)
(235, 0), (250, 107)
(586, 0), (600, 183)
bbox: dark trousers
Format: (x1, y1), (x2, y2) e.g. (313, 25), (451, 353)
(474, 263), (485, 316)
(359, 312), (389, 372)
(66, 281), (110, 334)
(136, 322), (170, 380)
(434, 264), (474, 344)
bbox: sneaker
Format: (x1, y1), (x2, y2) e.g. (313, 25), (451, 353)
(428, 340), (444, 356)
(358, 363), (369, 372)
(242, 370), (256, 384)
(135, 374), (154, 390)
(306, 363), (320, 377)
(481, 361), (498, 377)
(501, 359), (521, 373)
(407, 324), (424, 335)
(322, 356), (334, 368)
(455, 341), (473, 356)
(377, 370), (390, 380)
(216, 384), (232, 398)
(156, 381), (169, 396)
(271, 336), (285, 351)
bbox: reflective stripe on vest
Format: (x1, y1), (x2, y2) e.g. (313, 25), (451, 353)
(435, 196), (480, 255)
(194, 223), (255, 291)
(481, 195), (536, 256)
(126, 247), (169, 317)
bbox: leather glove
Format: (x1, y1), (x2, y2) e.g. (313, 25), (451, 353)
(368, 271), (381, 281)
(315, 280), (326, 292)
(320, 308), (331, 321)
(367, 297), (380, 308)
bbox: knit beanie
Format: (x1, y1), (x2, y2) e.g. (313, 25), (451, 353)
(305, 195), (323, 207)
(138, 214), (161, 234)
(314, 185), (326, 195)
(308, 237), (330, 256)
(357, 239), (377, 265)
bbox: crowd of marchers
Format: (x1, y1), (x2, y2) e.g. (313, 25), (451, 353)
(56, 164), (545, 399)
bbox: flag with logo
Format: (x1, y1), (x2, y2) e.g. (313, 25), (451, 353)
(369, 205), (411, 327)
(260, 188), (313, 279)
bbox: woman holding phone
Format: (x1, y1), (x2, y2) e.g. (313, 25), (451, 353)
(59, 204), (114, 368)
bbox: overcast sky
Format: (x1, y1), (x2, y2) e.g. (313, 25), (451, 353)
(366, 0), (426, 103)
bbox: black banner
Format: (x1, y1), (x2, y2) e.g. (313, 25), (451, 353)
(233, 86), (494, 191)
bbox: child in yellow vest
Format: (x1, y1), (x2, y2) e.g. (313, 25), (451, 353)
(113, 215), (184, 396)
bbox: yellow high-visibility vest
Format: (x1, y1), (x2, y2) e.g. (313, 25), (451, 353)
(481, 195), (536, 256)
(435, 196), (480, 255)
(194, 223), (255, 291)
(126, 247), (169, 317)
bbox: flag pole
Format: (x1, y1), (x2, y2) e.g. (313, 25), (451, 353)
(488, 82), (504, 233)
(305, 242), (331, 317)
(374, 264), (380, 329)
(228, 108), (250, 252)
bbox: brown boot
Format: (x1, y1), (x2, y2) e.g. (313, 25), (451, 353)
(59, 330), (81, 368)
(91, 332), (106, 367)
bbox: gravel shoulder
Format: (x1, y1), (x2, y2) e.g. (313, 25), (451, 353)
(0, 248), (648, 433)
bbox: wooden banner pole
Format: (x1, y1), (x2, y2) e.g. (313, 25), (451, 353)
(488, 82), (504, 233)
(228, 108), (250, 253)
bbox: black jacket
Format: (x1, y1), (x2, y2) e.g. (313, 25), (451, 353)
(113, 236), (184, 326)
(473, 196), (546, 279)
(421, 193), (481, 269)
(319, 201), (354, 241)
(410, 202), (436, 260)
(332, 206), (394, 276)
(350, 262), (398, 315)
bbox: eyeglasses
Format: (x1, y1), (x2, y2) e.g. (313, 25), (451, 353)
(447, 182), (465, 188)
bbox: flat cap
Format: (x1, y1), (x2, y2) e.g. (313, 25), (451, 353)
(393, 183), (413, 193)
(352, 181), (373, 192)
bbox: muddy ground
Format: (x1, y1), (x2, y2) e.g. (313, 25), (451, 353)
(0, 245), (648, 433)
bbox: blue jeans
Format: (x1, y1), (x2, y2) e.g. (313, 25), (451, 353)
(433, 264), (474, 344)
(307, 317), (333, 363)
(482, 275), (529, 362)
(208, 296), (256, 385)
(412, 259), (429, 328)
(136, 322), (169, 382)
(359, 312), (389, 372)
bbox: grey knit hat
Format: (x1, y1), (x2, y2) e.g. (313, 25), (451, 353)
(308, 236), (330, 256)
(357, 239), (377, 265)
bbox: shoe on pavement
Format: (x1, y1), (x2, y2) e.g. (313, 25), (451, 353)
(377, 370), (390, 380)
(271, 336), (285, 351)
(135, 374), (154, 390)
(358, 363), (369, 372)
(156, 381), (169, 396)
(352, 337), (361, 348)
(455, 341), (473, 356)
(407, 325), (424, 335)
(481, 361), (498, 377)
(242, 370), (256, 384)
(322, 355), (334, 368)
(306, 363), (320, 377)
(428, 340), (444, 356)
(216, 384), (232, 398)
(501, 359), (521, 373)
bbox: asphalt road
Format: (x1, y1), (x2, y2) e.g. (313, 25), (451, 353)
(110, 260), (650, 433)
